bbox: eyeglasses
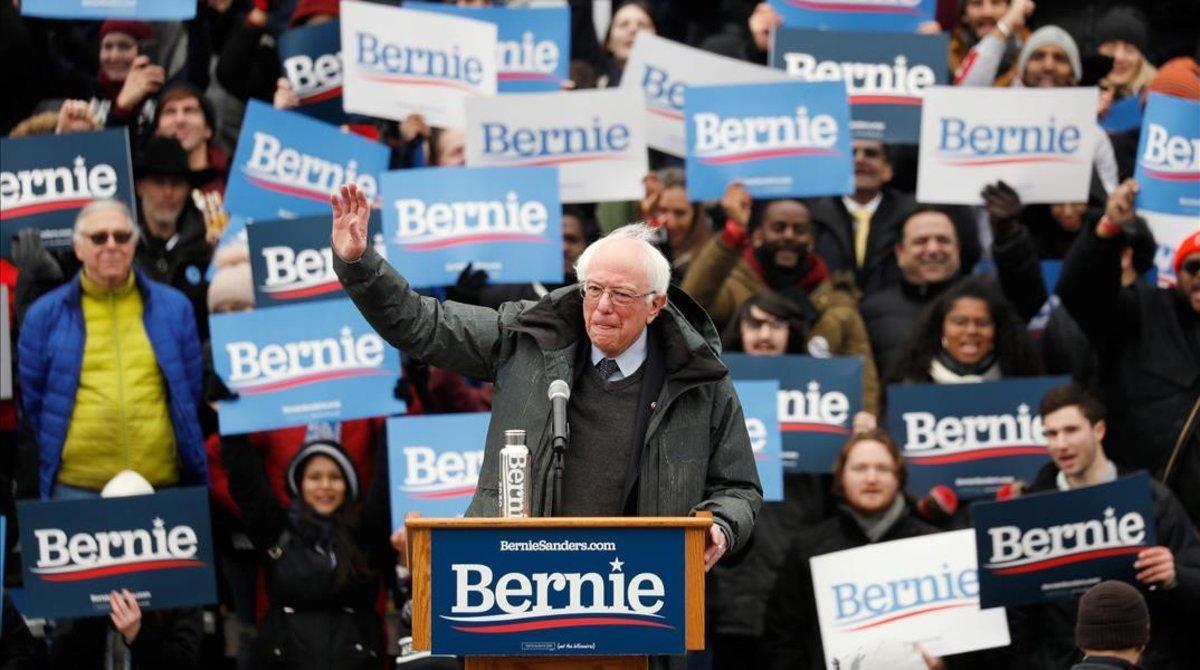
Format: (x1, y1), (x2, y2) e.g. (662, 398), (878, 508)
(85, 229), (134, 245)
(1182, 259), (1200, 276)
(580, 282), (655, 307)
(743, 315), (788, 332)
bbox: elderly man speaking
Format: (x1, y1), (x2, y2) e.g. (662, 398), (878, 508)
(330, 183), (760, 570)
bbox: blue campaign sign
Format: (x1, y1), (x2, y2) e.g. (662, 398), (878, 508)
(408, 2), (569, 93)
(246, 212), (385, 308)
(888, 376), (1068, 499)
(430, 527), (687, 655)
(768, 0), (935, 33)
(1134, 93), (1200, 218)
(224, 100), (389, 221)
(734, 380), (783, 502)
(770, 28), (948, 143)
(278, 20), (350, 125)
(381, 166), (563, 288)
(17, 488), (216, 619)
(1099, 95), (1142, 134)
(21, 0), (194, 20)
(724, 354), (862, 473)
(972, 472), (1157, 608)
(685, 80), (852, 200)
(209, 299), (406, 434)
(387, 413), (489, 525)
(1, 128), (135, 257)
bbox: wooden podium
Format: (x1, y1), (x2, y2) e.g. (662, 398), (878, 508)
(406, 514), (712, 670)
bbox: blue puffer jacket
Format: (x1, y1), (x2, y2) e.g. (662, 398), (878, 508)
(18, 269), (208, 498)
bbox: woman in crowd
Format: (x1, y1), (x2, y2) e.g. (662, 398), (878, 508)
(1094, 6), (1157, 104)
(641, 168), (711, 282)
(594, 0), (657, 88)
(721, 289), (809, 356)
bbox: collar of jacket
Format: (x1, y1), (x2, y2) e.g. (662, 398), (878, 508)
(62, 265), (156, 308)
(900, 273), (958, 302)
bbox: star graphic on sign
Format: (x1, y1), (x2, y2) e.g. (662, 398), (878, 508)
(609, 557), (624, 572)
(1105, 506), (1115, 517)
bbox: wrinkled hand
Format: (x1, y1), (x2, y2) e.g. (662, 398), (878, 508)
(641, 171), (664, 223)
(108, 590), (142, 644)
(722, 181), (752, 229)
(981, 180), (1022, 239)
(11, 228), (62, 281)
(116, 55), (165, 112)
(273, 77), (299, 110)
(1101, 178), (1139, 233)
(1135, 546), (1176, 588)
(330, 183), (371, 262)
(400, 113), (431, 143)
(703, 524), (727, 572)
(56, 99), (97, 134)
(446, 262), (489, 305)
(747, 3), (782, 52)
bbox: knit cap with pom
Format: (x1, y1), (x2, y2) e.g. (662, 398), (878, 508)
(207, 243), (255, 313)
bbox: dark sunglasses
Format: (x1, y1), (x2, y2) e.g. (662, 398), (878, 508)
(86, 230), (133, 245)
(1182, 259), (1200, 276)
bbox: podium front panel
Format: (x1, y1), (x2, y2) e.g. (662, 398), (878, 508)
(430, 527), (687, 655)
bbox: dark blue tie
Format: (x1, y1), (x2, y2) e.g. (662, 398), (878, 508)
(596, 358), (620, 380)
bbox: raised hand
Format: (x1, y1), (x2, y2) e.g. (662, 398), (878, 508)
(108, 589), (143, 644)
(722, 181), (753, 230)
(116, 55), (165, 112)
(330, 183), (370, 262)
(1101, 178), (1139, 234)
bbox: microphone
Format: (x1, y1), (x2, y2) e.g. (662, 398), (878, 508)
(916, 485), (958, 525)
(548, 379), (570, 454)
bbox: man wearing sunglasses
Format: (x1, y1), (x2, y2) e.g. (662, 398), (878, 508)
(1058, 178), (1200, 526)
(330, 183), (761, 580)
(17, 199), (207, 501)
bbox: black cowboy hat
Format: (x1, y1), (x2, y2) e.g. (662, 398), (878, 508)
(133, 136), (218, 186)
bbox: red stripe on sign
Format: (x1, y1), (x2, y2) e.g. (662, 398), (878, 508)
(244, 174), (330, 202)
(991, 546), (1145, 575)
(1142, 168), (1200, 182)
(906, 446), (1047, 465)
(454, 617), (675, 634)
(850, 95), (921, 105)
(498, 72), (558, 82)
(399, 232), (550, 251)
(263, 281), (343, 300)
(699, 147), (840, 165)
(0, 198), (93, 220)
(236, 368), (389, 395)
(299, 86), (343, 105)
(781, 422), (850, 435)
(361, 73), (477, 92)
(38, 559), (206, 582)
(648, 106), (684, 121)
(784, 0), (923, 14)
(943, 156), (1077, 167)
(411, 486), (477, 500)
(843, 602), (975, 631)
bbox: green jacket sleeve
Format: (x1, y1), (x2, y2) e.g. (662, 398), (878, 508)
(692, 377), (763, 555)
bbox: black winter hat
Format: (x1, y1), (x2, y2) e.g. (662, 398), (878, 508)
(134, 136), (216, 185)
(286, 440), (361, 503)
(1094, 6), (1149, 56)
(1075, 581), (1150, 651)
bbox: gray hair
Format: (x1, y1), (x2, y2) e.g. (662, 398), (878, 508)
(574, 223), (671, 296)
(74, 199), (139, 243)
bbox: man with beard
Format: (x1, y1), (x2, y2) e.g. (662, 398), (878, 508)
(133, 136), (215, 338)
(952, 0), (1034, 87)
(682, 182), (879, 419)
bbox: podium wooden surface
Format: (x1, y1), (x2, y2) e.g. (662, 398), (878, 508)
(406, 514), (712, 669)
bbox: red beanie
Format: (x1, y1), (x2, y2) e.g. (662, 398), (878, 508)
(1145, 57), (1200, 102)
(290, 0), (340, 28)
(1174, 230), (1200, 276)
(99, 20), (152, 43)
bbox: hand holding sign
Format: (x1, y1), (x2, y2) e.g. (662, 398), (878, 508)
(748, 3), (782, 52)
(274, 77), (299, 110)
(116, 56), (165, 112)
(1101, 178), (1140, 235)
(1135, 546), (1176, 588)
(109, 589), (142, 644)
(331, 183), (370, 262)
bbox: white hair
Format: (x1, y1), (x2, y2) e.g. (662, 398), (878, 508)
(74, 199), (140, 244)
(574, 223), (671, 296)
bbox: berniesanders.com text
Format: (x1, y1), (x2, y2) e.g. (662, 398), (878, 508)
(500, 540), (616, 552)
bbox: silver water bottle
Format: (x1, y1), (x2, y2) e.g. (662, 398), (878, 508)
(499, 429), (531, 518)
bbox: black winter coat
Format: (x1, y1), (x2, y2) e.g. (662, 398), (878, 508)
(1007, 464), (1200, 670)
(135, 206), (213, 340)
(807, 189), (916, 298)
(222, 434), (390, 669)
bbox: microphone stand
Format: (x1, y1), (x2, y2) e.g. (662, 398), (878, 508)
(551, 427), (567, 517)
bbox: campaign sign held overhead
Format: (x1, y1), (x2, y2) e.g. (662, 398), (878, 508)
(407, 2), (569, 93)
(277, 20), (349, 125)
(767, 0), (935, 33)
(430, 527), (687, 655)
(735, 380), (783, 502)
(621, 33), (788, 157)
(340, 0), (497, 127)
(1, 128), (135, 257)
(810, 529), (1009, 669)
(17, 488), (217, 618)
(972, 472), (1157, 608)
(381, 166), (563, 288)
(724, 354), (862, 473)
(685, 80), (852, 200)
(21, 0), (194, 20)
(386, 413), (489, 525)
(917, 87), (1098, 205)
(770, 28), (948, 143)
(247, 212), (386, 308)
(225, 101), (389, 222)
(209, 299), (405, 434)
(465, 89), (648, 203)
(888, 377), (1066, 499)
(1134, 93), (1200, 219)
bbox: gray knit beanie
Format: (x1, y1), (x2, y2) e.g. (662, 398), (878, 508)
(1018, 26), (1082, 84)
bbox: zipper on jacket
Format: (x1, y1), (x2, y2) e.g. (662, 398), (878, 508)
(109, 292), (131, 471)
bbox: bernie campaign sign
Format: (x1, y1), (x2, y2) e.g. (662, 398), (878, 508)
(734, 380), (783, 502)
(972, 472), (1157, 609)
(340, 0), (497, 127)
(17, 488), (216, 619)
(810, 529), (1009, 668)
(21, 0), (194, 20)
(724, 354), (862, 473)
(407, 2), (569, 94)
(387, 413), (489, 525)
(224, 100), (389, 222)
(209, 299), (406, 434)
(247, 212), (385, 308)
(1, 128), (135, 257)
(621, 32), (788, 157)
(685, 80), (853, 201)
(465, 89), (648, 203)
(767, 0), (935, 33)
(888, 376), (1066, 500)
(770, 28), (948, 143)
(381, 166), (563, 288)
(1134, 93), (1199, 220)
(277, 20), (349, 125)
(917, 87), (1098, 205)
(430, 527), (687, 655)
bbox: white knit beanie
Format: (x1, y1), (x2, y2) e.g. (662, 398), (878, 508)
(1018, 26), (1082, 83)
